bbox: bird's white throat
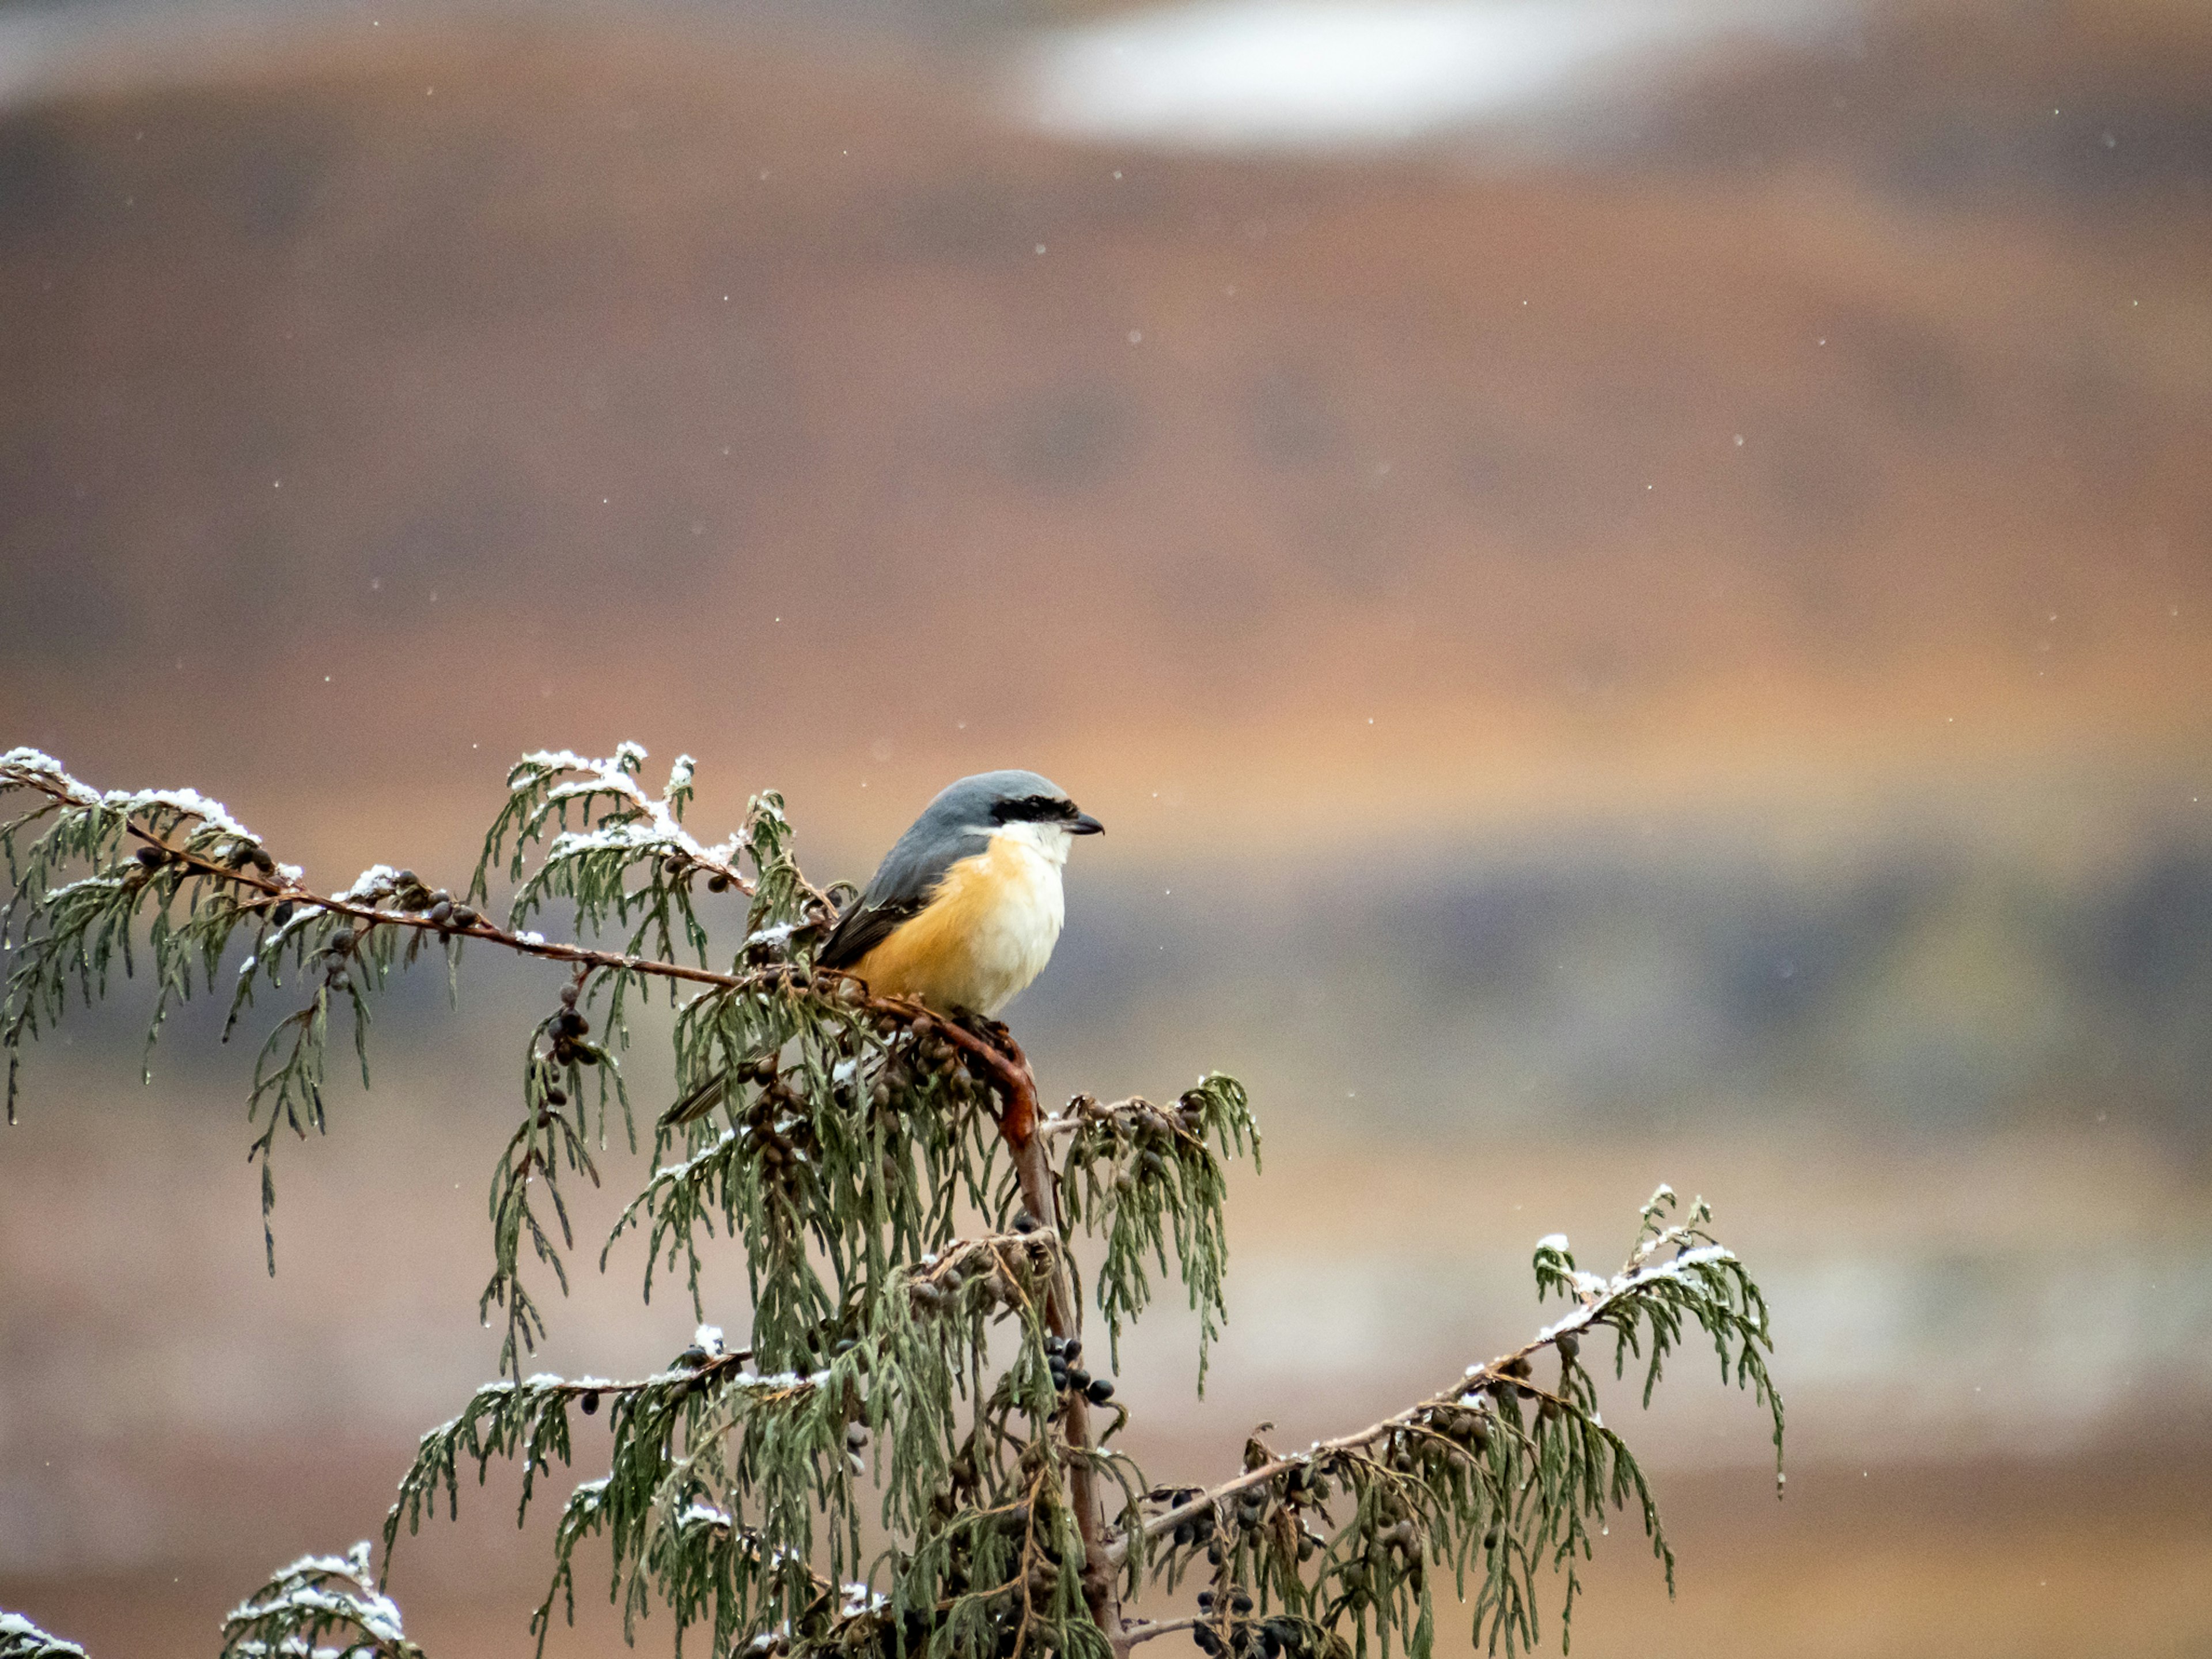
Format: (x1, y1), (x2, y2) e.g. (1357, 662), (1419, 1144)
(985, 819), (1075, 868)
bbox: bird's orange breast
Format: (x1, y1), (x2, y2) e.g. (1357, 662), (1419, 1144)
(849, 833), (1065, 1017)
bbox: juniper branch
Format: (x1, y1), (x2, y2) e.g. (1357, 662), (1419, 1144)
(0, 1613), (84, 1659)
(1, 749), (1047, 1321)
(3, 746), (1785, 1659)
(219, 1542), (423, 1659)
(1118, 1189), (1782, 1659)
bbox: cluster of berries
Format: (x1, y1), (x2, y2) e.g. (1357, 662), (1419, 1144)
(349, 867), (482, 931)
(316, 930), (358, 987)
(1164, 1466), (1332, 1567)
(1413, 1402), (1492, 1461)
(656, 847), (746, 895)
(127, 843), (179, 877)
(224, 839), (279, 877)
(910, 1238), (1046, 1316)
(547, 980), (596, 1069)
(1044, 1335), (1113, 1407)
(1474, 1351), (1567, 1425)
(747, 1092), (818, 1185)
(132, 836), (268, 885)
(174, 836), (303, 927)
(904, 1017), (977, 1089)
(1077, 1095), (1207, 1194)
(1191, 1592), (1310, 1659)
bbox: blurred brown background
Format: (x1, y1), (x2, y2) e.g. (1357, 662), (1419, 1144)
(4, 0), (2211, 1653)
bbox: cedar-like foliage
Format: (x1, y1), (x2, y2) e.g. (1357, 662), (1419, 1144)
(218, 1543), (423, 1659)
(0, 1613), (85, 1659)
(0, 746), (1782, 1659)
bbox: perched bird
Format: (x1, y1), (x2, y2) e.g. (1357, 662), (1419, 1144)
(817, 770), (1103, 1017)
(659, 772), (1100, 1129)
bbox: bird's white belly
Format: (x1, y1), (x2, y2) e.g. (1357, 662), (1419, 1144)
(957, 858), (1065, 1016)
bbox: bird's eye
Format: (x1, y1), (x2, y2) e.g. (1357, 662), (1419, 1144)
(993, 794), (1073, 824)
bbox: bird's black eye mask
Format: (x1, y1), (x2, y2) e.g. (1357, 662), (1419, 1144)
(991, 794), (1080, 826)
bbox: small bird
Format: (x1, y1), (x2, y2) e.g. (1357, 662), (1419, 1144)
(660, 772), (1100, 1129)
(817, 770), (1104, 1017)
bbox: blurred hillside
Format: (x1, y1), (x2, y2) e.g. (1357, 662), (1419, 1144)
(3, 0), (2211, 1132)
(4, 0), (2210, 843)
(3, 0), (2212, 1654)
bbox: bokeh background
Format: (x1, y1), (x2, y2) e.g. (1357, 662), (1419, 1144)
(4, 0), (2211, 1652)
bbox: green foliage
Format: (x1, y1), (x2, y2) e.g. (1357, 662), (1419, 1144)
(1, 746), (1784, 1659)
(1135, 1188), (1782, 1659)
(0, 1612), (84, 1659)
(388, 1229), (1071, 1658)
(478, 745), (723, 973)
(1542, 1186), (1785, 1472)
(618, 983), (1033, 1374)
(2, 748), (289, 1119)
(218, 1542), (423, 1658)
(1056, 1075), (1259, 1386)
(0, 748), (476, 1270)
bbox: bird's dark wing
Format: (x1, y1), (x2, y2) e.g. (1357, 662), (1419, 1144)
(815, 817), (990, 972)
(817, 895), (925, 969)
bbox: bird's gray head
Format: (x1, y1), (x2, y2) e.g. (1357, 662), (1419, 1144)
(921, 771), (1104, 840)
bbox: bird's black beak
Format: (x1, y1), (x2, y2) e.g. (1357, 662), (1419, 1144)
(1069, 810), (1105, 836)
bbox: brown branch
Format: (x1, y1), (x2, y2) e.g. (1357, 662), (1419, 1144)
(3, 764), (787, 993)
(506, 1348), (760, 1403)
(987, 1037), (1120, 1639)
(1122, 1271), (1673, 1560)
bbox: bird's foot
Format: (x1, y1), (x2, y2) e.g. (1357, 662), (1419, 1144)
(955, 1012), (1019, 1059)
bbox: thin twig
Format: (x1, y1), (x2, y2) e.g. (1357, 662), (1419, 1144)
(1119, 1614), (1206, 1649)
(1124, 1323), (1620, 1555)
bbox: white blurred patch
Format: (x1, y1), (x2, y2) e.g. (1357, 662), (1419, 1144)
(1014, 0), (1850, 154)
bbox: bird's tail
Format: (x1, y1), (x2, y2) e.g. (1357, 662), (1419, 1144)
(658, 1071), (730, 1131)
